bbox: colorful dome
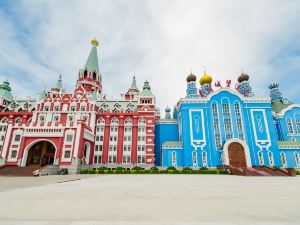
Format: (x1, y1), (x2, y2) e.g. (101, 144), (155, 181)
(268, 82), (279, 89)
(91, 37), (99, 47)
(238, 73), (249, 83)
(200, 73), (212, 86)
(186, 72), (197, 82)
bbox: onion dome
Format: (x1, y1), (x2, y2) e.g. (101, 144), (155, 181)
(238, 72), (249, 83)
(165, 106), (171, 112)
(200, 72), (212, 86)
(186, 72), (197, 82)
(268, 82), (279, 89)
(91, 37), (99, 47)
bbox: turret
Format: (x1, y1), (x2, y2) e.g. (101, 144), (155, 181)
(199, 72), (213, 97)
(269, 82), (282, 102)
(165, 107), (171, 119)
(186, 72), (198, 98)
(123, 76), (140, 100)
(76, 38), (102, 94)
(0, 80), (14, 109)
(236, 72), (254, 97)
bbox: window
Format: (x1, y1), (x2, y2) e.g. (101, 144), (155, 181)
(1, 136), (4, 141)
(192, 151), (197, 166)
(68, 115), (74, 123)
(258, 152), (264, 165)
(93, 72), (97, 80)
(53, 115), (60, 122)
(280, 152), (287, 167)
(295, 153), (300, 167)
(234, 102), (241, 116)
(81, 106), (86, 111)
(224, 118), (232, 132)
(202, 151), (207, 167)
(212, 103), (218, 117)
(66, 134), (73, 142)
(11, 150), (17, 158)
(222, 103), (230, 116)
(225, 133), (233, 140)
(108, 155), (116, 163)
(138, 155), (145, 164)
(44, 106), (50, 111)
(172, 152), (177, 166)
(14, 135), (21, 142)
(215, 133), (222, 148)
(268, 152), (274, 166)
(287, 117), (294, 134)
(71, 106), (76, 111)
(84, 70), (88, 78)
(39, 116), (45, 122)
(123, 155), (131, 164)
(54, 105), (60, 111)
(296, 119), (300, 133)
(64, 150), (71, 158)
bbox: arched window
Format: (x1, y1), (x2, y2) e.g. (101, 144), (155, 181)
(111, 118), (119, 125)
(295, 116), (300, 133)
(211, 102), (221, 148)
(97, 118), (105, 125)
(286, 117), (294, 134)
(192, 151), (197, 167)
(83, 70), (88, 78)
(234, 101), (244, 140)
(1, 118), (8, 124)
(280, 152), (287, 167)
(138, 118), (146, 125)
(221, 99), (233, 140)
(258, 151), (264, 165)
(202, 151), (207, 167)
(268, 152), (274, 166)
(172, 151), (177, 166)
(294, 152), (300, 167)
(15, 118), (22, 124)
(93, 72), (97, 81)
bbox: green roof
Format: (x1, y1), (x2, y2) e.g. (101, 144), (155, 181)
(84, 46), (99, 73)
(140, 80), (153, 96)
(130, 76), (138, 89)
(271, 99), (292, 114)
(55, 75), (63, 90)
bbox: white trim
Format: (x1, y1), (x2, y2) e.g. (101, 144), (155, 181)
(21, 139), (57, 167)
(189, 109), (206, 149)
(223, 138), (252, 167)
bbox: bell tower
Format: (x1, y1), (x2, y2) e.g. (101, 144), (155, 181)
(76, 38), (102, 94)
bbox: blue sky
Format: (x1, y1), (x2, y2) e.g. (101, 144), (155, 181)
(0, 0), (300, 111)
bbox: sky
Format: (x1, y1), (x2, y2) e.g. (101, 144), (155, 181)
(0, 0), (300, 113)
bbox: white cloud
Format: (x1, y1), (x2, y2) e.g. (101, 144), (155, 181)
(1, 0), (300, 113)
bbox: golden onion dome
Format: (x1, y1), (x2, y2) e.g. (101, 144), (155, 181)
(238, 72), (249, 83)
(91, 37), (99, 47)
(200, 72), (212, 86)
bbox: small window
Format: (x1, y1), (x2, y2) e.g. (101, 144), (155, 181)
(71, 106), (76, 111)
(81, 106), (86, 111)
(44, 106), (50, 111)
(64, 150), (71, 158)
(39, 116), (45, 122)
(66, 134), (73, 142)
(53, 115), (60, 122)
(93, 72), (97, 80)
(84, 70), (88, 78)
(11, 150), (17, 158)
(14, 135), (21, 142)
(54, 106), (60, 111)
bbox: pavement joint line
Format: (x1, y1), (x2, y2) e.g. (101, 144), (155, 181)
(57, 178), (81, 183)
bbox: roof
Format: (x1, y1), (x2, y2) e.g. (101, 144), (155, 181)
(271, 99), (293, 114)
(140, 80), (154, 96)
(96, 100), (138, 111)
(84, 46), (99, 73)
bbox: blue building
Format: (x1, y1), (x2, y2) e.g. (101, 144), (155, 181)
(155, 72), (300, 169)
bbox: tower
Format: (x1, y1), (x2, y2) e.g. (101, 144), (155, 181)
(268, 82), (282, 102)
(123, 76), (140, 100)
(165, 106), (171, 119)
(236, 73), (254, 97)
(186, 72), (198, 98)
(199, 72), (213, 97)
(76, 38), (102, 94)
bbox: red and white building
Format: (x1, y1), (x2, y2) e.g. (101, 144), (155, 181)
(0, 38), (159, 173)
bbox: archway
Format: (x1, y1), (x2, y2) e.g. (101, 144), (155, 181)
(22, 140), (57, 167)
(223, 138), (252, 167)
(83, 142), (90, 164)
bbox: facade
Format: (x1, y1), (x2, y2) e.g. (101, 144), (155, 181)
(0, 38), (159, 172)
(155, 72), (300, 169)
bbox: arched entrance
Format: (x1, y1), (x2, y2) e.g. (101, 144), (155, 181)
(83, 142), (90, 164)
(25, 141), (56, 167)
(223, 138), (252, 167)
(228, 142), (246, 167)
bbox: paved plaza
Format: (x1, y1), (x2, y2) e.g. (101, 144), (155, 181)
(0, 175), (299, 225)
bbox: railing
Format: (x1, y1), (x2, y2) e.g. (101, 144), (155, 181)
(23, 128), (64, 137)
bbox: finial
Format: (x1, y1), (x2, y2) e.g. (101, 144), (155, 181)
(203, 65), (206, 75)
(91, 37), (99, 47)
